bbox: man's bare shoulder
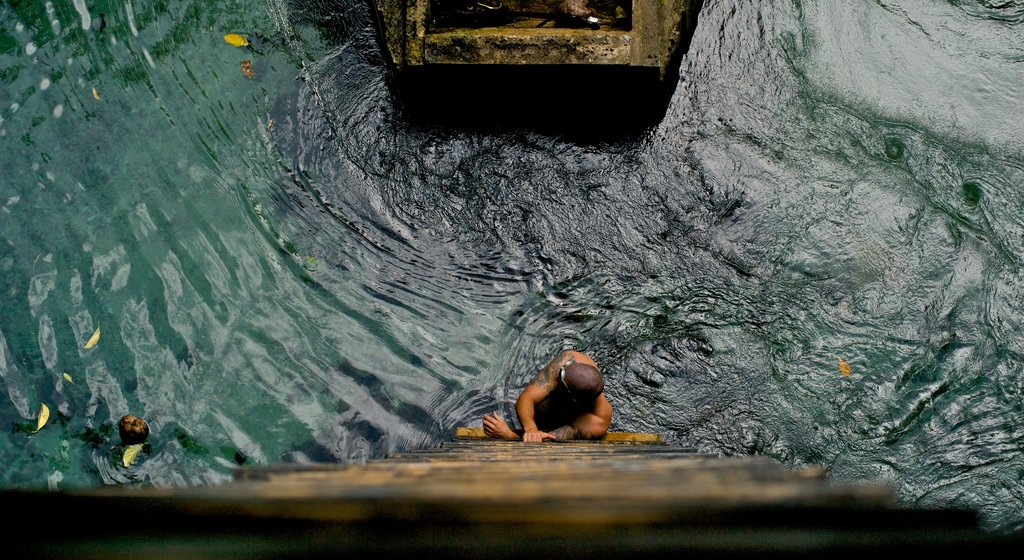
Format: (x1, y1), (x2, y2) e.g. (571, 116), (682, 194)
(527, 354), (562, 391)
(564, 350), (598, 368)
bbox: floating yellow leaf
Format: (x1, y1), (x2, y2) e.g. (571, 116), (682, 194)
(84, 323), (100, 349)
(838, 358), (852, 377)
(123, 443), (144, 467)
(92, 86), (100, 100)
(33, 403), (49, 433)
(63, 372), (74, 384)
(224, 33), (249, 47)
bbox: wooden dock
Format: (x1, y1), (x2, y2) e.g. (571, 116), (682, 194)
(6, 430), (1020, 558)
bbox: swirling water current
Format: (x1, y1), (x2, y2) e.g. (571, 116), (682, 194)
(2, 0), (1023, 533)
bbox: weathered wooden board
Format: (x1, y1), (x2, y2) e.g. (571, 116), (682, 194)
(210, 429), (885, 517)
(6, 427), (1012, 559)
(454, 426), (662, 442)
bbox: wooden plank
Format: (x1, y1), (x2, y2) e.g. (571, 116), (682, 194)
(5, 434), (1002, 560)
(224, 454), (854, 513)
(454, 426), (661, 442)
(222, 438), (887, 521)
(2, 430), (1001, 559)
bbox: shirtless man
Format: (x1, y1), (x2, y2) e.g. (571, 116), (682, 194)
(482, 350), (612, 441)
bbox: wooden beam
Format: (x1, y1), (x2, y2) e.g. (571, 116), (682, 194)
(455, 426), (661, 443)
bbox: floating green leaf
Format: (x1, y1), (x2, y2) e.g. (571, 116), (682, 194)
(123, 443), (144, 467)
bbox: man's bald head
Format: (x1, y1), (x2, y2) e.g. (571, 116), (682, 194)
(562, 362), (604, 401)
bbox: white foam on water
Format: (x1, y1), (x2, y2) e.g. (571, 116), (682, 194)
(38, 315), (58, 369)
(73, 0), (92, 31)
(126, 1), (139, 37)
(0, 329), (31, 417)
(47, 470), (63, 491)
(45, 3), (59, 33)
(799, 1), (1024, 153)
(27, 271), (55, 323)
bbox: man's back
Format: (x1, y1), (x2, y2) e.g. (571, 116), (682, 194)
(483, 350), (612, 441)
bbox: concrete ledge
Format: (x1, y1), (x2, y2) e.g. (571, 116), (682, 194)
(424, 29), (634, 65)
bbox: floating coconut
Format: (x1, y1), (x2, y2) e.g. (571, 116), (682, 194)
(119, 414), (150, 445)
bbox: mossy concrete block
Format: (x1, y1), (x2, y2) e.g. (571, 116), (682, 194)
(425, 28), (632, 65)
(374, 0), (703, 79)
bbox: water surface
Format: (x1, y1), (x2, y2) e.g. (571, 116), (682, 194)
(1, 0), (1023, 532)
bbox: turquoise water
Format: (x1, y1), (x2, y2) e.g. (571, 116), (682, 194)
(2, 0), (1024, 533)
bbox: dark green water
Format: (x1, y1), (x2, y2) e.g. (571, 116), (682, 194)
(2, 0), (1023, 533)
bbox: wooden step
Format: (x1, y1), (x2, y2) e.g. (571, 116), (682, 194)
(454, 426), (663, 442)
(6, 427), (1011, 559)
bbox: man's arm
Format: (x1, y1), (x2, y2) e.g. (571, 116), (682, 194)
(482, 411), (522, 440)
(515, 351), (572, 442)
(515, 383), (548, 434)
(545, 394), (612, 441)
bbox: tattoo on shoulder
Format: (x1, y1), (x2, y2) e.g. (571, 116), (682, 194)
(530, 367), (555, 391)
(530, 353), (574, 391)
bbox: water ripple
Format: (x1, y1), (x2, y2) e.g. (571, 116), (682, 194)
(1, 0), (1024, 534)
(949, 0), (1024, 22)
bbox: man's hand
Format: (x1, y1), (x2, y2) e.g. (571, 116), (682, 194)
(483, 411), (519, 440)
(522, 430), (556, 442)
